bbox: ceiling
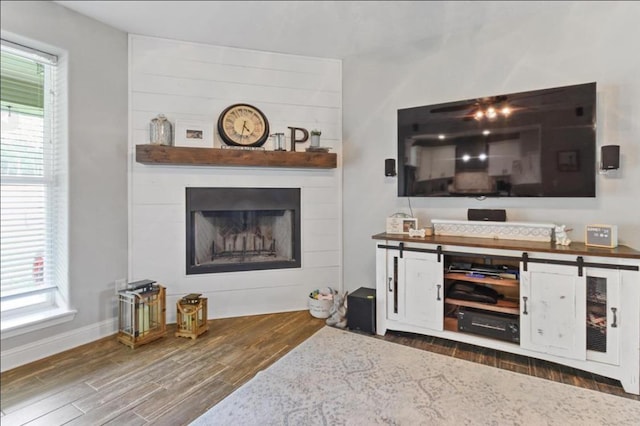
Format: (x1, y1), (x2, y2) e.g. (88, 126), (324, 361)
(54, 1), (565, 59)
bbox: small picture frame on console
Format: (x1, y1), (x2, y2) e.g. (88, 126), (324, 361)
(401, 218), (418, 233)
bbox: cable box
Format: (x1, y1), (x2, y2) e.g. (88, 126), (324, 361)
(457, 307), (519, 343)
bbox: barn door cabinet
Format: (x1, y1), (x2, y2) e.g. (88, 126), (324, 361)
(379, 247), (443, 331)
(373, 233), (640, 395)
(520, 264), (621, 365)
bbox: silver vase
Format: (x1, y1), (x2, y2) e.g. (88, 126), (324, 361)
(150, 114), (172, 146)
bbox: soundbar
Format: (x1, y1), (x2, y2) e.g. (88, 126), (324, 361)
(467, 209), (507, 222)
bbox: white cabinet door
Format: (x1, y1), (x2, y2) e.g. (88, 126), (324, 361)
(399, 251), (443, 331)
(520, 262), (586, 360)
(381, 247), (443, 331)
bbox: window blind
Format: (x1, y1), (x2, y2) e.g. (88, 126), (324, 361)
(1, 46), (56, 312)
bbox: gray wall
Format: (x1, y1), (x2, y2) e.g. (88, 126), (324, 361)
(342, 2), (640, 292)
(0, 1), (128, 350)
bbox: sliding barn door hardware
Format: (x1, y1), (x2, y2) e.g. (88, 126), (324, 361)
(377, 245), (637, 272)
(519, 252), (636, 272)
(577, 256), (584, 277)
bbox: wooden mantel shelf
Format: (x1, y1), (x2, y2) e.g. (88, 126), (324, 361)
(136, 145), (337, 169)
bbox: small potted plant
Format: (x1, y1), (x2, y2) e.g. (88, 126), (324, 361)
(310, 129), (321, 148)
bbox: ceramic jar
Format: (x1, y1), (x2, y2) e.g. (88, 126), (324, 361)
(310, 131), (321, 148)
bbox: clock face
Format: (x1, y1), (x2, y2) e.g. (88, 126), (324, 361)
(217, 104), (270, 147)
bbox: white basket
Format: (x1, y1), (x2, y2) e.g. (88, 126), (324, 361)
(308, 297), (333, 319)
(309, 298), (333, 318)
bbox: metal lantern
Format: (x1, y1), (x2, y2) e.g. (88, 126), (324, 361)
(175, 294), (209, 339)
(117, 283), (166, 349)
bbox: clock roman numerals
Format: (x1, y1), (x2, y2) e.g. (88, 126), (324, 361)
(224, 120), (235, 135)
(217, 103), (270, 147)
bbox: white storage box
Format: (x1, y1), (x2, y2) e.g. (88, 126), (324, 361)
(431, 219), (554, 242)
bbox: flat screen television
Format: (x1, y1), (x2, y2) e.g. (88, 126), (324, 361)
(397, 82), (596, 197)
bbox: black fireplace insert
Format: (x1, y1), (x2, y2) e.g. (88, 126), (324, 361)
(186, 187), (301, 274)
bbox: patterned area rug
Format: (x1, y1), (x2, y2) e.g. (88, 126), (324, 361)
(192, 326), (640, 425)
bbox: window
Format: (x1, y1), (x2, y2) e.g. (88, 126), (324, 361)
(1, 39), (72, 335)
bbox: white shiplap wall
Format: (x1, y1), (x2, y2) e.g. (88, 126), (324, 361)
(129, 35), (342, 322)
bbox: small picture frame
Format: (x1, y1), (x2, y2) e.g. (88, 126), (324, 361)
(402, 218), (418, 234)
(557, 150), (579, 172)
(386, 217), (418, 234)
(174, 120), (214, 148)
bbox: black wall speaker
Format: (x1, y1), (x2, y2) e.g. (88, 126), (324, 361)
(601, 145), (620, 170)
(385, 158), (396, 176)
(468, 209), (507, 222)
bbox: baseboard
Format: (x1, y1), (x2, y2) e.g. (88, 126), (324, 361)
(0, 317), (118, 372)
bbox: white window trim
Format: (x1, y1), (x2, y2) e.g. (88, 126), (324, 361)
(1, 38), (57, 65)
(1, 308), (76, 340)
(1, 38), (72, 337)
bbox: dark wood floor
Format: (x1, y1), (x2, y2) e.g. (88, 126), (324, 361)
(1, 311), (637, 426)
(376, 329), (640, 402)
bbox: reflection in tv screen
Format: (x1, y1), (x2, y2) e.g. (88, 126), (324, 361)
(397, 82), (596, 197)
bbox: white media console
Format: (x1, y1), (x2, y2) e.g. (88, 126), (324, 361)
(373, 233), (640, 395)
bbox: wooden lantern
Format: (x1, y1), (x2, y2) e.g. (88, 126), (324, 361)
(175, 293), (209, 339)
(117, 282), (166, 349)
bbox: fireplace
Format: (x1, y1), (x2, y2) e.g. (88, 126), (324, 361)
(186, 187), (301, 274)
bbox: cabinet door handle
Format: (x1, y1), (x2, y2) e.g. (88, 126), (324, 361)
(388, 277), (393, 292)
(522, 296), (528, 315)
(436, 284), (441, 301)
(611, 307), (618, 328)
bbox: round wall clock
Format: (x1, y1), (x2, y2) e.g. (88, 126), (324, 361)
(217, 103), (270, 147)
